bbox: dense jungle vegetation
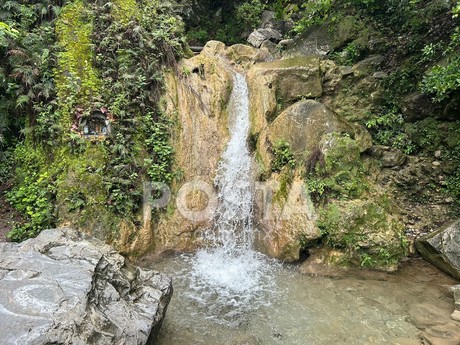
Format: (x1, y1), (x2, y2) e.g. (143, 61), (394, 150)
(0, 0), (459, 244)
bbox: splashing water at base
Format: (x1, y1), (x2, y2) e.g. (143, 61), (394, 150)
(184, 71), (277, 325)
(183, 250), (278, 326)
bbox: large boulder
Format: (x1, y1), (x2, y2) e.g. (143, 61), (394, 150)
(0, 228), (172, 345)
(267, 100), (352, 157)
(416, 220), (460, 279)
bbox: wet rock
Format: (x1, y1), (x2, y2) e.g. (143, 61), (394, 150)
(260, 10), (293, 34)
(159, 44), (234, 251)
(0, 228), (172, 345)
(368, 145), (407, 168)
(317, 199), (406, 271)
(260, 10), (276, 28)
(247, 28), (282, 48)
(278, 38), (294, 47)
(435, 150), (442, 158)
(201, 40), (226, 56)
(226, 43), (273, 68)
(416, 220), (460, 279)
(340, 66), (354, 76)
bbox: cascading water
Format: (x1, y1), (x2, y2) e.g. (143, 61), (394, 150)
(182, 71), (277, 326)
(211, 71), (254, 250)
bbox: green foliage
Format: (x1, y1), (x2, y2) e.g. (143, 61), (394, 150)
(91, 0), (183, 218)
(6, 146), (55, 241)
(0, 146), (14, 181)
(144, 112), (176, 184)
(365, 106), (415, 154)
(422, 56), (460, 102)
(405, 119), (460, 202)
(0, 0), (185, 240)
(291, 0), (334, 35)
(271, 140), (296, 172)
(332, 42), (366, 65)
(306, 133), (368, 202)
(420, 3), (460, 102)
(236, 0), (265, 31)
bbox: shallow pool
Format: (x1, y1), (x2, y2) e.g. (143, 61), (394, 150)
(149, 255), (457, 345)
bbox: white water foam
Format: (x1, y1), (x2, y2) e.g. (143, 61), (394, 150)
(186, 71), (278, 326)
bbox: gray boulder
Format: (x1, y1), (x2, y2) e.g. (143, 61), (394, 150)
(247, 28), (282, 48)
(416, 220), (460, 279)
(0, 228), (172, 345)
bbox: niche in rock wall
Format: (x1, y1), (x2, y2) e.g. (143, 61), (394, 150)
(75, 108), (112, 138)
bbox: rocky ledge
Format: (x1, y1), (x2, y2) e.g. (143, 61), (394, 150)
(0, 228), (172, 345)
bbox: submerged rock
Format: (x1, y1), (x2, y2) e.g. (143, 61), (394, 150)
(416, 220), (460, 279)
(0, 228), (172, 345)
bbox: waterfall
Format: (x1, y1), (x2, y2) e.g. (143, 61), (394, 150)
(213, 72), (254, 251)
(185, 71), (276, 325)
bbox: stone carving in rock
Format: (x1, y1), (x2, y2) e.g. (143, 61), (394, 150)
(247, 28), (282, 48)
(416, 220), (460, 279)
(0, 228), (172, 345)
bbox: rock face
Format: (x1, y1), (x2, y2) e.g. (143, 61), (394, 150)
(0, 228), (172, 345)
(247, 56), (323, 132)
(416, 220), (460, 279)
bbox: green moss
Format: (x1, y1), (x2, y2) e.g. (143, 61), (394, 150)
(307, 133), (368, 201)
(112, 0), (139, 24)
(55, 0), (100, 127)
(273, 168), (294, 203)
(318, 200), (407, 269)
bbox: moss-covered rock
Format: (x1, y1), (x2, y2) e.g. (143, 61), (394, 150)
(318, 199), (407, 271)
